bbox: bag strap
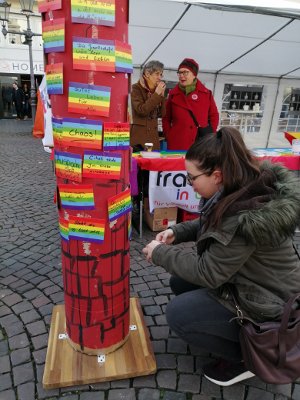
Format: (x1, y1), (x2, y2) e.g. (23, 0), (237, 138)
(278, 292), (300, 366)
(188, 109), (200, 128)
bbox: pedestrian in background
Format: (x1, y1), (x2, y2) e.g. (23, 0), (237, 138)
(163, 58), (219, 150)
(143, 127), (300, 386)
(12, 82), (25, 120)
(23, 83), (31, 120)
(130, 60), (166, 151)
(2, 85), (13, 116)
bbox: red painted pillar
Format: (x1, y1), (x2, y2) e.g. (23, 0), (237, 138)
(41, 0), (131, 354)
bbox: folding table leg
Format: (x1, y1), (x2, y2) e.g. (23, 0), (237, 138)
(139, 198), (143, 239)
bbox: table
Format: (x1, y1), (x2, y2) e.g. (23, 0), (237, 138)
(132, 150), (300, 237)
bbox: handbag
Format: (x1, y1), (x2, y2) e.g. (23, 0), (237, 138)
(187, 109), (214, 141)
(230, 286), (300, 384)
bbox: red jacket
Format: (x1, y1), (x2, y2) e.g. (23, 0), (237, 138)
(162, 80), (219, 150)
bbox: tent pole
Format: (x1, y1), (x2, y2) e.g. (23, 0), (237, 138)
(265, 77), (281, 148)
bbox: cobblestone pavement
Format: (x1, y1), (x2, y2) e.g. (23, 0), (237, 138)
(1, 120), (300, 400)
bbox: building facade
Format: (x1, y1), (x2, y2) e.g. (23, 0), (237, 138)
(0, 0), (44, 118)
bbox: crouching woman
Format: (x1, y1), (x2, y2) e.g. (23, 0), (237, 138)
(142, 127), (300, 386)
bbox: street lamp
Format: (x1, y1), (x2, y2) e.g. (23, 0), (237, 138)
(0, 0), (42, 123)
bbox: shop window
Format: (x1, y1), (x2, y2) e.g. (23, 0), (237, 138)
(277, 87), (300, 133)
(220, 83), (264, 135)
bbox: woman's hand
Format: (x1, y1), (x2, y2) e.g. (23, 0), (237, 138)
(156, 228), (175, 244)
(142, 240), (162, 262)
(155, 81), (166, 96)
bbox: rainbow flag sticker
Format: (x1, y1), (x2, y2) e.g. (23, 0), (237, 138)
(38, 0), (62, 13)
(62, 118), (103, 149)
(52, 117), (63, 147)
(83, 151), (122, 180)
(73, 37), (115, 72)
(54, 150), (82, 182)
(46, 63), (63, 94)
(108, 188), (132, 222)
(128, 213), (132, 240)
(71, 0), (115, 27)
(42, 18), (65, 53)
(58, 184), (95, 210)
(68, 82), (111, 117)
(103, 122), (130, 150)
(69, 216), (105, 243)
(115, 41), (133, 73)
(59, 217), (69, 242)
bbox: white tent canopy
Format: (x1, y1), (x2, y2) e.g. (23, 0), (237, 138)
(129, 0), (300, 79)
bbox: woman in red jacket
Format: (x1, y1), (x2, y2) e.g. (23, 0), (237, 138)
(163, 58), (219, 150)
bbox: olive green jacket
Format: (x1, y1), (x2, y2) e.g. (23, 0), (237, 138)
(152, 163), (300, 321)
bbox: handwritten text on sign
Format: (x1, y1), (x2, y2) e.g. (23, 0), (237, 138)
(73, 37), (115, 72)
(45, 63), (63, 95)
(68, 82), (111, 117)
(62, 118), (103, 149)
(103, 122), (130, 150)
(54, 150), (82, 182)
(69, 216), (105, 243)
(108, 188), (132, 222)
(83, 151), (121, 180)
(71, 0), (115, 27)
(58, 184), (95, 210)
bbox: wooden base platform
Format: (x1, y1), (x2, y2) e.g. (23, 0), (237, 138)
(43, 298), (156, 389)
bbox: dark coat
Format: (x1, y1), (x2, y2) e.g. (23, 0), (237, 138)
(12, 88), (25, 109)
(130, 80), (166, 151)
(152, 162), (300, 322)
(162, 80), (219, 150)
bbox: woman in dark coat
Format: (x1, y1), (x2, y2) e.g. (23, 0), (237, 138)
(163, 58), (219, 150)
(130, 60), (166, 151)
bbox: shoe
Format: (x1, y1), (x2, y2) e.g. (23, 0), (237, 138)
(203, 359), (254, 386)
(24, 115), (28, 120)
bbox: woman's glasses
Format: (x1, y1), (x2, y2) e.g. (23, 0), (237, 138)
(186, 172), (206, 186)
(177, 70), (190, 77)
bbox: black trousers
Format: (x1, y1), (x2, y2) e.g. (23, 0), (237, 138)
(166, 276), (242, 361)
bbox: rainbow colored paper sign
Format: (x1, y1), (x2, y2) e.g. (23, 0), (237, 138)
(115, 41), (133, 73)
(83, 151), (122, 180)
(71, 0), (115, 27)
(73, 37), (115, 72)
(54, 150), (82, 182)
(38, 0), (62, 13)
(46, 63), (63, 94)
(52, 117), (63, 147)
(59, 217), (69, 242)
(68, 82), (111, 117)
(62, 118), (103, 149)
(103, 122), (130, 150)
(69, 216), (105, 243)
(108, 188), (132, 222)
(42, 18), (65, 53)
(58, 184), (95, 210)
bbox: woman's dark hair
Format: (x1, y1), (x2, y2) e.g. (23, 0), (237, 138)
(186, 127), (261, 226)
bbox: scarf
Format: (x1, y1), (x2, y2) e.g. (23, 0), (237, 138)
(179, 78), (197, 95)
(198, 189), (223, 233)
